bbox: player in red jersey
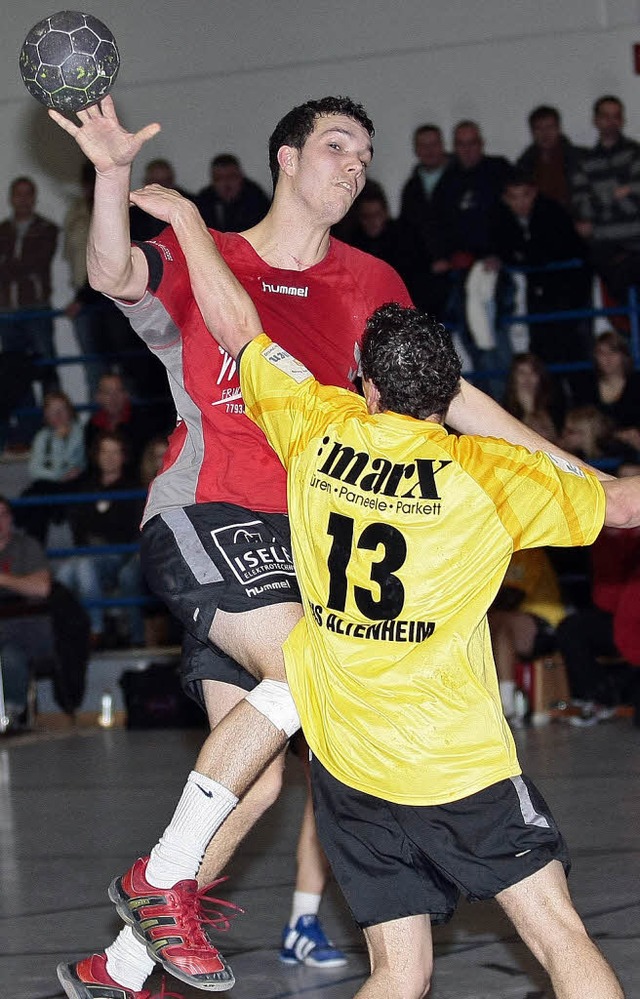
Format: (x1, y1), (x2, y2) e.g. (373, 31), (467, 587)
(49, 95), (605, 997)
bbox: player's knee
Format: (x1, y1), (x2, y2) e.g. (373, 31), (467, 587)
(381, 965), (431, 998)
(244, 679), (300, 737)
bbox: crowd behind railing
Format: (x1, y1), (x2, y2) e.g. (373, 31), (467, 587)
(2, 93), (640, 727)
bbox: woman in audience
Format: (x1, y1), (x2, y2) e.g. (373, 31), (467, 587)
(54, 429), (145, 648)
(573, 330), (640, 454)
(502, 352), (563, 443)
(17, 390), (86, 543)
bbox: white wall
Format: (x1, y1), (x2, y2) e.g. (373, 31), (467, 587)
(4, 0), (640, 397)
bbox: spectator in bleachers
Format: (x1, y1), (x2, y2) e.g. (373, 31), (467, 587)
(572, 330), (640, 459)
(0, 493), (91, 721)
(55, 430), (145, 648)
(555, 524), (640, 725)
(430, 121), (511, 371)
(0, 493), (51, 730)
(195, 153), (270, 231)
(398, 124), (451, 314)
(15, 390), (85, 544)
(431, 120), (511, 270)
(516, 105), (585, 209)
(503, 352), (563, 444)
(129, 159), (195, 242)
(491, 170), (592, 366)
(0, 176), (59, 451)
(488, 548), (565, 724)
(84, 372), (160, 472)
(571, 95), (640, 302)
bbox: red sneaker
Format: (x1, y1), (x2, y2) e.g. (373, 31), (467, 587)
(108, 857), (240, 991)
(56, 952), (184, 999)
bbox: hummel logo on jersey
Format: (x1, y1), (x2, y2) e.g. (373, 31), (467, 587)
(262, 280), (309, 298)
(316, 435), (451, 500)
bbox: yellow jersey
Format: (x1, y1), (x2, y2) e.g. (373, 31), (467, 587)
(240, 335), (606, 805)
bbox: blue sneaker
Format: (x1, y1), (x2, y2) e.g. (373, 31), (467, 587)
(279, 914), (347, 967)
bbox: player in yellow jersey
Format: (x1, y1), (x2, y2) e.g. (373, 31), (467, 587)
(132, 185), (635, 998)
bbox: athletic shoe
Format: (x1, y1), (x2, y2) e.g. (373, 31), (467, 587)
(56, 952), (184, 999)
(108, 857), (240, 991)
(568, 702), (617, 727)
(279, 914), (348, 968)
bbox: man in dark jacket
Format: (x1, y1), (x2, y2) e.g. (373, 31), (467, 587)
(516, 105), (584, 210)
(196, 153), (270, 231)
(492, 172), (592, 365)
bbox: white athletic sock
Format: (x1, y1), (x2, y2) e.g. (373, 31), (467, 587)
(289, 890), (322, 926)
(105, 925), (155, 991)
(499, 679), (517, 718)
(145, 770), (238, 888)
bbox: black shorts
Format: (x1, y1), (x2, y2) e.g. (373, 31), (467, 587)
(311, 757), (570, 929)
(141, 503), (301, 699)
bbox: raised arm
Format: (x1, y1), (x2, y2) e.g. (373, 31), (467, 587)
(128, 185), (263, 357)
(446, 378), (614, 482)
(48, 96), (160, 301)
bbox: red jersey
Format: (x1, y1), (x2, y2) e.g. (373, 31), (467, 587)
(118, 228), (411, 523)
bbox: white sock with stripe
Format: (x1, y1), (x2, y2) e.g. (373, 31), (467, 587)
(145, 770), (238, 888)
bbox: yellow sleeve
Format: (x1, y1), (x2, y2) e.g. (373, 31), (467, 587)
(454, 435), (606, 550)
(239, 334), (364, 469)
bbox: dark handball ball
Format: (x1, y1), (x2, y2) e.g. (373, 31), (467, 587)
(18, 10), (120, 113)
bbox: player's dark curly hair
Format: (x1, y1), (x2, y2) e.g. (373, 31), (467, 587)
(361, 304), (462, 421)
(268, 96), (374, 187)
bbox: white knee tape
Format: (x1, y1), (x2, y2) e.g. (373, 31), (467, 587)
(244, 679), (301, 738)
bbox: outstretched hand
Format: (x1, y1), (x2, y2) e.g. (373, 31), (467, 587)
(129, 184), (200, 228)
(48, 95), (161, 174)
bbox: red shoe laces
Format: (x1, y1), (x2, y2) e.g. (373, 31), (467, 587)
(197, 876), (245, 932)
(174, 876), (244, 946)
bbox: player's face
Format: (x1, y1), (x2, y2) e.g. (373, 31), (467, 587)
(289, 114), (373, 225)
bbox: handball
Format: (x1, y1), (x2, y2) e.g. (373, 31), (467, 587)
(19, 11), (120, 113)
